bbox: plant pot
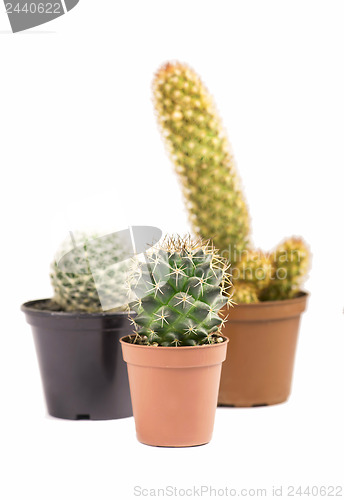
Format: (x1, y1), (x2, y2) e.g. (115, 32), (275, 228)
(120, 336), (228, 447)
(218, 293), (308, 407)
(21, 299), (134, 420)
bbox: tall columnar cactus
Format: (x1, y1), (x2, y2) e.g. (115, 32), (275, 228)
(129, 235), (231, 346)
(260, 237), (310, 301)
(153, 61), (310, 303)
(50, 232), (134, 313)
(153, 62), (250, 262)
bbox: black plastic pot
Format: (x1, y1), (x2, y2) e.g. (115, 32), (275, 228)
(21, 299), (134, 420)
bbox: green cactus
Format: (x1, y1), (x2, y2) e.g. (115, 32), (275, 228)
(231, 281), (259, 304)
(128, 235), (231, 346)
(260, 237), (310, 301)
(153, 62), (250, 262)
(50, 232), (134, 313)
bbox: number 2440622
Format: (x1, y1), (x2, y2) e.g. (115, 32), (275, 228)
(5, 3), (62, 14)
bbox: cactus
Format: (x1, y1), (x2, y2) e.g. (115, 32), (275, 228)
(153, 62), (310, 302)
(153, 62), (250, 262)
(231, 281), (259, 304)
(233, 249), (272, 291)
(260, 237), (310, 301)
(50, 232), (134, 313)
(128, 235), (231, 346)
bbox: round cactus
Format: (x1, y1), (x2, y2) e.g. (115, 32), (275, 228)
(128, 235), (231, 346)
(50, 232), (134, 313)
(153, 62), (250, 262)
(260, 237), (310, 301)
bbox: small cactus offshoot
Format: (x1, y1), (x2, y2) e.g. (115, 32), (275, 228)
(260, 237), (310, 301)
(231, 281), (259, 304)
(233, 249), (272, 290)
(50, 232), (134, 313)
(153, 62), (250, 263)
(128, 235), (231, 346)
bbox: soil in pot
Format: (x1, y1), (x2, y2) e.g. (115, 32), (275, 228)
(121, 336), (228, 447)
(22, 299), (134, 420)
(218, 293), (308, 407)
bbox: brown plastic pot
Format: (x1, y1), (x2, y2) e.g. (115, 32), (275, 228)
(120, 337), (228, 447)
(218, 293), (308, 407)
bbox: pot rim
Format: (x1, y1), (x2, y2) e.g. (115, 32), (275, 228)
(120, 335), (229, 350)
(232, 291), (309, 309)
(227, 291), (309, 322)
(120, 335), (229, 368)
(21, 298), (132, 318)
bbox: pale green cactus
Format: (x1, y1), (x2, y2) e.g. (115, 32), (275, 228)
(153, 61), (310, 303)
(260, 237), (310, 301)
(234, 249), (273, 290)
(128, 235), (231, 346)
(153, 62), (250, 263)
(231, 281), (259, 304)
(50, 232), (134, 313)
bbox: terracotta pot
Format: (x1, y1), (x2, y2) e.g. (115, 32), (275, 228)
(120, 337), (228, 447)
(218, 293), (308, 407)
(22, 299), (134, 420)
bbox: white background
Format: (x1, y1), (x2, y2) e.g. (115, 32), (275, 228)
(1, 1), (343, 499)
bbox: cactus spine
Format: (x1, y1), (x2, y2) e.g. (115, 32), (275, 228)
(50, 232), (133, 313)
(129, 235), (231, 346)
(153, 62), (250, 262)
